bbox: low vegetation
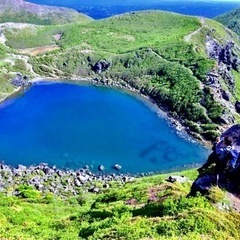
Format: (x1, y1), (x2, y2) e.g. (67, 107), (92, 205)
(0, 169), (240, 239)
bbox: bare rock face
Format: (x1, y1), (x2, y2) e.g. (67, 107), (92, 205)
(204, 35), (240, 126)
(11, 73), (30, 87)
(206, 37), (239, 91)
(206, 36), (239, 72)
(220, 124), (240, 151)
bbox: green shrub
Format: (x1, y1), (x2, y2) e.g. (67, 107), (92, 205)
(16, 185), (41, 201)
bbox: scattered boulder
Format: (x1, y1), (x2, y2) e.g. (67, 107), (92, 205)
(206, 71), (220, 86)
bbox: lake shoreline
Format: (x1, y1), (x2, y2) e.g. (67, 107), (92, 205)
(0, 160), (199, 198)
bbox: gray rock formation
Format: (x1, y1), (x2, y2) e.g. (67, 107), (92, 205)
(91, 60), (111, 74)
(11, 73), (30, 87)
(206, 37), (239, 90)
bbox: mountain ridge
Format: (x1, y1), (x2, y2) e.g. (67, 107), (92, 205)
(0, 0), (92, 25)
(214, 7), (240, 35)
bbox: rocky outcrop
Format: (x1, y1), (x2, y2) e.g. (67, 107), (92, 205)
(206, 37), (239, 71)
(11, 73), (30, 87)
(91, 60), (111, 74)
(204, 36), (240, 128)
(190, 124), (240, 196)
(206, 37), (239, 90)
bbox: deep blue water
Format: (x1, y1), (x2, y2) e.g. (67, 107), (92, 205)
(0, 82), (209, 174)
(27, 0), (240, 19)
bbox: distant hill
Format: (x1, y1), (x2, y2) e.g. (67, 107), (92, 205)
(0, 0), (92, 25)
(214, 7), (240, 35)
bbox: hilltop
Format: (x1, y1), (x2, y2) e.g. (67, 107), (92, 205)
(215, 7), (240, 35)
(0, 0), (92, 25)
(1, 9), (240, 141)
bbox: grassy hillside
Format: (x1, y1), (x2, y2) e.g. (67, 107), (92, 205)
(1, 169), (240, 239)
(1, 11), (240, 140)
(215, 7), (240, 35)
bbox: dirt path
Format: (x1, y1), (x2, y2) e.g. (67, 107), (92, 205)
(184, 17), (206, 42)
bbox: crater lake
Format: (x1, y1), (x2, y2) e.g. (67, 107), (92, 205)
(0, 81), (209, 174)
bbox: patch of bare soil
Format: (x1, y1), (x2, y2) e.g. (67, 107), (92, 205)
(18, 45), (59, 56)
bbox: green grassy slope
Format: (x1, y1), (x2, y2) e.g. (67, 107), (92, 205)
(214, 8), (240, 35)
(1, 11), (240, 139)
(1, 170), (240, 240)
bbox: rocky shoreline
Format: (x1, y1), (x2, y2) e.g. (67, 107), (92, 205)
(0, 162), (136, 198)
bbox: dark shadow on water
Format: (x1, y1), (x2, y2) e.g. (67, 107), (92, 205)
(149, 157), (158, 164)
(139, 141), (167, 158)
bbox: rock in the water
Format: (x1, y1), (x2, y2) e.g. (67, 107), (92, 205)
(113, 164), (122, 170)
(98, 165), (105, 171)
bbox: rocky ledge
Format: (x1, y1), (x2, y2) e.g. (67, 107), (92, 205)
(0, 162), (135, 198)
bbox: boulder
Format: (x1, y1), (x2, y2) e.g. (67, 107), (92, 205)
(98, 165), (105, 171)
(166, 175), (190, 183)
(113, 164), (122, 170)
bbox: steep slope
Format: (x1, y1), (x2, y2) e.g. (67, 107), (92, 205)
(0, 0), (92, 25)
(214, 7), (240, 35)
(1, 11), (240, 141)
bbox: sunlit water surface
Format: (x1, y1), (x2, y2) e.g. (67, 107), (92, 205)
(0, 82), (209, 173)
